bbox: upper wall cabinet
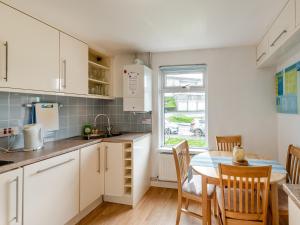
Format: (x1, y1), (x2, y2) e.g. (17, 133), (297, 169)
(297, 0), (300, 27)
(268, 0), (295, 55)
(256, 0), (300, 68)
(256, 35), (269, 66)
(60, 33), (88, 95)
(0, 2), (60, 91)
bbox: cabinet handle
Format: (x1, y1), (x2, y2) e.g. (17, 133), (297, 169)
(36, 158), (74, 174)
(97, 147), (101, 173)
(256, 52), (266, 62)
(62, 59), (67, 88)
(2, 41), (8, 82)
(11, 176), (19, 223)
(270, 30), (287, 47)
(105, 146), (108, 171)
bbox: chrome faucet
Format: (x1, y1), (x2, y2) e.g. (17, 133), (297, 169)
(93, 114), (112, 136)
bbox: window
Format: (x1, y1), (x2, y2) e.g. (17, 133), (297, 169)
(160, 65), (207, 149)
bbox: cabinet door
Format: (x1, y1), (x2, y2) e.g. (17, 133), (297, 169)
(268, 0), (295, 55)
(297, 0), (300, 27)
(0, 2), (59, 91)
(256, 35), (269, 66)
(60, 32), (88, 95)
(103, 142), (124, 196)
(80, 143), (104, 211)
(23, 151), (79, 225)
(0, 168), (22, 225)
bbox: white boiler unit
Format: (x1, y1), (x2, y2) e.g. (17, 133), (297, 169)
(123, 64), (152, 112)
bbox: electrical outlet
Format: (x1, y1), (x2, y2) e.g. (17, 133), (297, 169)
(0, 127), (20, 137)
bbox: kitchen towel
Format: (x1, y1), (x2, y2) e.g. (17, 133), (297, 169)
(35, 103), (59, 131)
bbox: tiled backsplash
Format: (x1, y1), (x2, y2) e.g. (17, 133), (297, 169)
(0, 92), (151, 149)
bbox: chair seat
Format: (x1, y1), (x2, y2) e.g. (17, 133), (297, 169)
(217, 187), (263, 217)
(278, 186), (288, 213)
(182, 175), (215, 197)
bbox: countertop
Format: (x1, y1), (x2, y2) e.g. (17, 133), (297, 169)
(283, 184), (300, 208)
(0, 132), (150, 174)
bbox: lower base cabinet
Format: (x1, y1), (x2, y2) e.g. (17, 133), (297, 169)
(0, 168), (23, 225)
(23, 151), (79, 225)
(80, 144), (104, 211)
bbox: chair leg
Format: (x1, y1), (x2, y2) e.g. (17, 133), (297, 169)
(213, 192), (217, 216)
(176, 197), (182, 225)
(184, 198), (189, 209)
(207, 199), (212, 225)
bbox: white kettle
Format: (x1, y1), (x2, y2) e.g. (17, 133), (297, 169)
(23, 124), (44, 151)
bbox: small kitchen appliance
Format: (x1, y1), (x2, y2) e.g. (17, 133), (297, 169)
(23, 124), (44, 151)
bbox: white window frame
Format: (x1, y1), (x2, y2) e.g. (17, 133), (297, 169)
(159, 64), (208, 150)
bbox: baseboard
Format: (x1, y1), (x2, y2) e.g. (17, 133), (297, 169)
(150, 180), (178, 189)
(103, 194), (133, 206)
(66, 197), (103, 225)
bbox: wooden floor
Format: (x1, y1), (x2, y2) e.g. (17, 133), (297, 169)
(78, 187), (217, 225)
(78, 187), (287, 225)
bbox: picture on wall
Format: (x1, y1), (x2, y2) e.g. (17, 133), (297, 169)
(276, 61), (300, 114)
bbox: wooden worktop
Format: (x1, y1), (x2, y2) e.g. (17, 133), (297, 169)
(0, 132), (150, 174)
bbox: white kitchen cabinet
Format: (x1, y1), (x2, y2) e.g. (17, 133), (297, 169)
(0, 168), (23, 225)
(103, 142), (124, 196)
(80, 143), (104, 211)
(297, 0), (300, 27)
(0, 2), (59, 91)
(256, 35), (269, 66)
(60, 32), (88, 95)
(23, 151), (79, 225)
(268, 0), (296, 55)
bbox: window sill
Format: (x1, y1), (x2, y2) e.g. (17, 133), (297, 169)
(158, 146), (208, 155)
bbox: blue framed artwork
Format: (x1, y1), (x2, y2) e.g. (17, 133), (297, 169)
(276, 61), (300, 114)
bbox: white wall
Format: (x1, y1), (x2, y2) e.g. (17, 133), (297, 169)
(276, 50), (300, 165)
(113, 47), (277, 177)
(150, 46), (277, 177)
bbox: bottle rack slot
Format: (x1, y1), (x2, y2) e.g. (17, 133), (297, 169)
(123, 142), (132, 195)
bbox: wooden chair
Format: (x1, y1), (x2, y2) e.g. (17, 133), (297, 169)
(217, 164), (271, 225)
(278, 145), (300, 217)
(216, 135), (242, 151)
(172, 140), (215, 225)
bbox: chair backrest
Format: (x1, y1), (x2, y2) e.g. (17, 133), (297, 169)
(286, 145), (300, 184)
(216, 135), (242, 151)
(218, 164), (271, 225)
(172, 140), (190, 192)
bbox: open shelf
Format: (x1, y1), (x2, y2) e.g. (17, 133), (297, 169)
(123, 142), (132, 196)
(88, 78), (110, 85)
(88, 49), (112, 97)
(88, 60), (110, 70)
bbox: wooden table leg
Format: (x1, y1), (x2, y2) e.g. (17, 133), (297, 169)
(202, 175), (208, 225)
(270, 183), (279, 225)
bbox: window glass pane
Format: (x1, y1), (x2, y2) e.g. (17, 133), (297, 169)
(163, 92), (207, 148)
(165, 73), (204, 87)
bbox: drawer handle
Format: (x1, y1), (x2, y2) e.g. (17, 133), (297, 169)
(2, 41), (8, 82)
(10, 176), (19, 223)
(270, 30), (287, 47)
(36, 158), (75, 174)
(256, 52), (266, 62)
(97, 147), (101, 174)
(105, 146), (108, 171)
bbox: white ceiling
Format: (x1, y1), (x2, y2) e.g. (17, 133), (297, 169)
(2, 0), (288, 54)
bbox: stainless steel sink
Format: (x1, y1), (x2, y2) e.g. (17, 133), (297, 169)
(83, 132), (123, 140)
(0, 160), (14, 166)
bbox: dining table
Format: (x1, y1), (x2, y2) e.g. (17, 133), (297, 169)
(190, 150), (287, 225)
